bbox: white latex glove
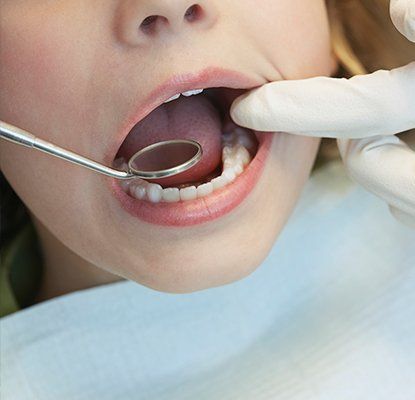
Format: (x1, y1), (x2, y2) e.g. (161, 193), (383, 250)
(231, 0), (415, 228)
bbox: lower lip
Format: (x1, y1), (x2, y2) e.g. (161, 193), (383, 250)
(109, 132), (273, 226)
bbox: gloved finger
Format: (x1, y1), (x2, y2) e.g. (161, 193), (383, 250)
(338, 134), (415, 220)
(390, 0), (415, 42)
(230, 63), (415, 139)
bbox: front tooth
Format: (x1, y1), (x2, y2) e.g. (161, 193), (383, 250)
(162, 187), (180, 202)
(182, 89), (203, 97)
(147, 183), (163, 203)
(197, 182), (213, 198)
(164, 93), (180, 103)
(180, 186), (197, 201)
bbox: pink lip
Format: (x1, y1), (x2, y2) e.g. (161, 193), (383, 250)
(108, 67), (273, 226)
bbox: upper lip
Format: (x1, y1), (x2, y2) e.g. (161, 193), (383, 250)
(106, 67), (261, 164)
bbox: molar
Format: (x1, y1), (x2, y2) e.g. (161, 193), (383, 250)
(232, 163), (244, 176)
(235, 145), (251, 166)
(222, 168), (236, 184)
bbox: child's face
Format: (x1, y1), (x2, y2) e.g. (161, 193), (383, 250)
(0, 1), (335, 292)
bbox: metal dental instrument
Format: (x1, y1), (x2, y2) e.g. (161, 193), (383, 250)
(0, 121), (202, 180)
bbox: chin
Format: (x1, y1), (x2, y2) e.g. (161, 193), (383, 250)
(103, 132), (319, 294)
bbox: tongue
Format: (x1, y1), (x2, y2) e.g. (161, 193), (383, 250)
(118, 95), (222, 186)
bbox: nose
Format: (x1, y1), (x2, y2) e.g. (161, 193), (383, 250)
(117, 1), (218, 45)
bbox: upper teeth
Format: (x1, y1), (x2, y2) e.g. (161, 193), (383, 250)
(164, 89), (204, 103)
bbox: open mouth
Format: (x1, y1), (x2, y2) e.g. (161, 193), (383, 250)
(110, 69), (273, 226)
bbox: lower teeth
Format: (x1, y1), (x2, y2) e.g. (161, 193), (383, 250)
(115, 127), (256, 203)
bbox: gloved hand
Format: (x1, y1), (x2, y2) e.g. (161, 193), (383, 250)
(231, 0), (415, 228)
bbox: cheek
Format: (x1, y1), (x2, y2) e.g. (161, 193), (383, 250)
(0, 5), (101, 147)
(0, 14), (79, 218)
(252, 0), (333, 79)
(0, 5), (104, 227)
(0, 12), (66, 116)
(0, 17), (96, 253)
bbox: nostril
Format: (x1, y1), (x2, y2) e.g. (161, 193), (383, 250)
(141, 15), (158, 27)
(184, 4), (203, 22)
(139, 4), (204, 36)
(140, 15), (166, 34)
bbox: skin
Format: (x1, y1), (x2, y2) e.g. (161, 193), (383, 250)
(0, 0), (336, 299)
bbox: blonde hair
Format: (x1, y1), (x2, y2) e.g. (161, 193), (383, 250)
(316, 0), (415, 166)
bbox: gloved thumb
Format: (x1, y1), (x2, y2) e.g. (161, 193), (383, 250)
(230, 64), (415, 139)
(230, 83), (283, 132)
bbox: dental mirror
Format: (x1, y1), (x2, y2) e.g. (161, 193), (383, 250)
(128, 139), (202, 179)
(0, 120), (202, 180)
